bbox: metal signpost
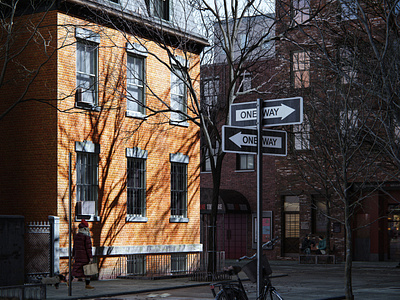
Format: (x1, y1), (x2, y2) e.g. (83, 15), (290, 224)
(224, 97), (303, 296)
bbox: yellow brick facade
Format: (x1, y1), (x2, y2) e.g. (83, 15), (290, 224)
(1, 9), (202, 278)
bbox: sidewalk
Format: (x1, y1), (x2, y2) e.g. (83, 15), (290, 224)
(45, 260), (400, 300)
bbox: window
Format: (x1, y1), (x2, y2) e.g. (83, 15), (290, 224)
(202, 141), (218, 172)
(146, 0), (170, 21)
(236, 154), (254, 170)
(284, 196), (300, 238)
(312, 195), (328, 235)
(292, 0), (310, 23)
(75, 141), (100, 220)
(126, 55), (146, 117)
(127, 254), (146, 275)
(340, 109), (359, 136)
(126, 147), (148, 222)
(203, 78), (219, 109)
(75, 28), (99, 108)
(238, 71), (251, 92)
(339, 47), (357, 84)
(126, 43), (147, 117)
(170, 153), (189, 222)
(171, 253), (187, 273)
(294, 119), (310, 150)
(292, 51), (310, 88)
(171, 62), (187, 124)
(340, 0), (357, 20)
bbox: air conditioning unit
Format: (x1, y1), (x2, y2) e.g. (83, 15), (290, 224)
(76, 201), (96, 216)
(75, 88), (83, 102)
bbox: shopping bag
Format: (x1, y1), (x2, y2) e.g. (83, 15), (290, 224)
(83, 263), (98, 276)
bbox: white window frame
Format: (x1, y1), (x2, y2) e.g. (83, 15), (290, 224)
(75, 28), (99, 109)
(170, 59), (188, 126)
(126, 43), (148, 118)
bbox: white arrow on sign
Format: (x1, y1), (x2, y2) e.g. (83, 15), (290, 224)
(235, 104), (295, 123)
(229, 132), (283, 149)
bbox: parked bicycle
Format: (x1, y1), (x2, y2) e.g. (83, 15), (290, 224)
(210, 238), (284, 300)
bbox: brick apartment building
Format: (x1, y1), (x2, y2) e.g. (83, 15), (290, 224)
(0, 0), (207, 279)
(201, 1), (400, 262)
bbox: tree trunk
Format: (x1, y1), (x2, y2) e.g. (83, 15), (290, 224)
(344, 200), (354, 300)
(207, 153), (224, 274)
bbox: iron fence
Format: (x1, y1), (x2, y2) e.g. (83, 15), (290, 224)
(112, 251), (225, 281)
(25, 222), (50, 283)
(0, 284), (46, 300)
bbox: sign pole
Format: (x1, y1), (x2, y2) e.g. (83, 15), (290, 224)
(68, 152), (72, 296)
(256, 98), (263, 296)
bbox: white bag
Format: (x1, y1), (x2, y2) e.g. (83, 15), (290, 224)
(83, 263), (98, 276)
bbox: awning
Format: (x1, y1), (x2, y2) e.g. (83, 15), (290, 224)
(200, 188), (251, 214)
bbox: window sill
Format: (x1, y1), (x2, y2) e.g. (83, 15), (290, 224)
(126, 215), (148, 223)
(235, 169), (255, 173)
(170, 217), (189, 223)
(126, 110), (147, 119)
(170, 120), (189, 127)
(75, 215), (101, 222)
(75, 102), (100, 112)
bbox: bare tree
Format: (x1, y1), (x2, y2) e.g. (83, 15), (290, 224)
(275, 1), (400, 298)
(79, 0), (278, 274)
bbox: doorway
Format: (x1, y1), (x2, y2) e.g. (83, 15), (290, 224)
(388, 204), (400, 261)
(283, 196), (300, 256)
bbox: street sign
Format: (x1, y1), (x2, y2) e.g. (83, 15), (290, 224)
(222, 125), (287, 156)
(230, 97), (303, 127)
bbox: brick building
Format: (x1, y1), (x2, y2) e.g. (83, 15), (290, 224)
(201, 1), (400, 262)
(200, 13), (282, 260)
(0, 0), (207, 278)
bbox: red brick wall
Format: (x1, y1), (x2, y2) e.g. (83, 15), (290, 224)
(0, 12), (58, 221)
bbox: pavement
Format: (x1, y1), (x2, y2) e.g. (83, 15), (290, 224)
(45, 260), (400, 300)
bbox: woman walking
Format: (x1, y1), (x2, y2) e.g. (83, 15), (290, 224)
(72, 219), (95, 289)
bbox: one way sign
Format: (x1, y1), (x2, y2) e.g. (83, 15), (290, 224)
(222, 125), (287, 156)
(230, 97), (303, 127)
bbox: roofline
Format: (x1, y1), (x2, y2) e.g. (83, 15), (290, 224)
(62, 0), (209, 52)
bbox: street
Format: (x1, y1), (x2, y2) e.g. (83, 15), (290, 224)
(82, 261), (400, 300)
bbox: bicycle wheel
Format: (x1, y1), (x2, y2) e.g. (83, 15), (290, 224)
(266, 288), (284, 300)
(215, 288), (247, 300)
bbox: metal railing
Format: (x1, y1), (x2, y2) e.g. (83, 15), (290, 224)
(0, 284), (46, 300)
(25, 221), (51, 283)
(111, 251), (226, 280)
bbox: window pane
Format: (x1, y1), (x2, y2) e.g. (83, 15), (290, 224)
(76, 41), (98, 105)
(76, 152), (98, 203)
(127, 55), (145, 114)
(171, 162), (187, 217)
(171, 67), (187, 122)
(127, 158), (146, 217)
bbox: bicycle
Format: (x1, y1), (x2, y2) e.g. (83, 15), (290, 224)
(210, 238), (284, 300)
